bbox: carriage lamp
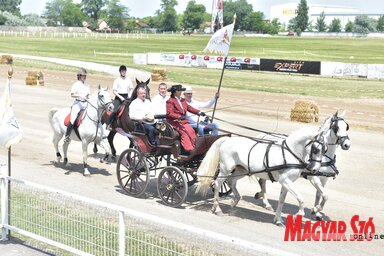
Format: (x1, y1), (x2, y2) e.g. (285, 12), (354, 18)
(8, 65), (13, 79)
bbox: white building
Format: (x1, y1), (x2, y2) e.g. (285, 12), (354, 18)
(270, 2), (382, 30)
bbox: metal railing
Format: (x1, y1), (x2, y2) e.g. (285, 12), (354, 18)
(0, 176), (298, 256)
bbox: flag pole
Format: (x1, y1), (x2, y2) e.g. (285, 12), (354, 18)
(7, 66), (13, 239)
(211, 56), (227, 121)
(211, 14), (236, 122)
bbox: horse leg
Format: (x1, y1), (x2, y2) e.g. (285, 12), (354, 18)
(212, 177), (225, 215)
(255, 178), (273, 211)
(52, 132), (62, 163)
(82, 141), (90, 176)
(309, 176), (329, 220)
(107, 131), (116, 160)
(275, 178), (304, 225)
(62, 140), (70, 166)
(274, 186), (288, 226)
(98, 137), (111, 163)
(228, 177), (241, 209)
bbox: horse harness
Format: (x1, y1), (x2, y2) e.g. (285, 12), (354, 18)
(245, 137), (323, 182)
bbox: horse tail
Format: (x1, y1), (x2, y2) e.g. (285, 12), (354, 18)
(48, 108), (59, 128)
(196, 136), (229, 197)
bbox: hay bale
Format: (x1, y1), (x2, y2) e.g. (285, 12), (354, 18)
(151, 68), (167, 81)
(25, 71), (44, 86)
(1, 55), (13, 64)
(290, 100), (319, 123)
(151, 73), (163, 82)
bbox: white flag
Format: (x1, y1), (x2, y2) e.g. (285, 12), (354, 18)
(203, 22), (234, 56)
(0, 79), (22, 149)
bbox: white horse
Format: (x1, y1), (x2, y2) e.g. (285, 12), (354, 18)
(48, 87), (113, 176)
(255, 110), (351, 220)
(196, 127), (327, 225)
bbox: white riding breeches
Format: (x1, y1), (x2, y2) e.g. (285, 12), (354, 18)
(70, 100), (86, 124)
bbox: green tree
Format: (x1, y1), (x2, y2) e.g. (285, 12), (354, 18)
(23, 13), (45, 26)
(264, 18), (280, 34)
(376, 15), (384, 32)
(295, 0), (309, 33)
(157, 0), (178, 31)
(182, 0), (206, 31)
(223, 0), (253, 30)
(345, 20), (353, 32)
(328, 18), (341, 32)
(81, 0), (105, 22)
(0, 0), (22, 16)
(104, 0), (128, 31)
(44, 0), (85, 26)
(248, 11), (264, 32)
(315, 11), (327, 32)
(353, 15), (377, 34)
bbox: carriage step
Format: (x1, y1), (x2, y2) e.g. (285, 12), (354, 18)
(156, 145), (173, 149)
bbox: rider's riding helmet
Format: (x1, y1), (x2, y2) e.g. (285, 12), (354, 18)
(77, 68), (87, 77)
(119, 65), (127, 72)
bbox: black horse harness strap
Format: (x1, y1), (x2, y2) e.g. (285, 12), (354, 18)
(303, 154), (338, 179)
(247, 140), (306, 183)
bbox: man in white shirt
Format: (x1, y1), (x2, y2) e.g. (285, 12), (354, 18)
(184, 86), (219, 136)
(129, 87), (156, 146)
(107, 65), (134, 130)
(64, 68), (90, 143)
(151, 82), (169, 116)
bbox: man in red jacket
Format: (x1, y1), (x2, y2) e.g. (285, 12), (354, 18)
(166, 84), (205, 155)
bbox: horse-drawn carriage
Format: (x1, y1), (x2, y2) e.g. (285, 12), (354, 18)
(115, 117), (231, 207)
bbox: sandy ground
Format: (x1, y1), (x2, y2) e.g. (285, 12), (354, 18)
(0, 64), (383, 256)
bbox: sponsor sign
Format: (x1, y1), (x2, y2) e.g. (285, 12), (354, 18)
(260, 59), (321, 74)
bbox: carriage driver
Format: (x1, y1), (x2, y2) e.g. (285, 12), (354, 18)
(64, 68), (90, 143)
(166, 84), (205, 156)
(107, 65), (134, 130)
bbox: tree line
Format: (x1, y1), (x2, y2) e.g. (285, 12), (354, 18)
(1, 0), (383, 34)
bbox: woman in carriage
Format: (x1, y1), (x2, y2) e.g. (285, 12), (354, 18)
(165, 84), (205, 156)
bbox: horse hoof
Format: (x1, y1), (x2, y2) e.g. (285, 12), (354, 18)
(83, 169), (91, 176)
(265, 206), (274, 212)
(275, 222), (285, 227)
(100, 158), (104, 163)
(254, 192), (261, 199)
(315, 215), (323, 221)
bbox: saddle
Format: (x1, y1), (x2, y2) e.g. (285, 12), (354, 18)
(64, 110), (84, 127)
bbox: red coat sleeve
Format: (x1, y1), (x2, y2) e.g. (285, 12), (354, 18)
(166, 98), (182, 120)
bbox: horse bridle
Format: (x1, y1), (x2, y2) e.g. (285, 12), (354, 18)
(306, 133), (327, 166)
(330, 116), (350, 146)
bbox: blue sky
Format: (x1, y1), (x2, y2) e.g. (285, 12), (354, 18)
(20, 0), (384, 18)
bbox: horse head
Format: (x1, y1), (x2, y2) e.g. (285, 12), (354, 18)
(132, 78), (151, 101)
(96, 85), (114, 112)
(306, 131), (328, 173)
(320, 110), (351, 150)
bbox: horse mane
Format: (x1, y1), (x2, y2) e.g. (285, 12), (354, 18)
(318, 115), (332, 134)
(286, 127), (318, 160)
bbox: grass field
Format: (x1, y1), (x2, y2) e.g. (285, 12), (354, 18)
(1, 34), (384, 99)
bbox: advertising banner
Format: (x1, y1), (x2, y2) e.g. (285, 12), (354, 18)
(260, 59), (321, 74)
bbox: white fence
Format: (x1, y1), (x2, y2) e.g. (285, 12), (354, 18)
(0, 165), (295, 256)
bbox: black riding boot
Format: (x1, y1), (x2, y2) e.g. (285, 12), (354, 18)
(64, 122), (73, 143)
(107, 112), (116, 131)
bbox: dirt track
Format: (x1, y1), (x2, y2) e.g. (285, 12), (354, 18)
(1, 64), (383, 256)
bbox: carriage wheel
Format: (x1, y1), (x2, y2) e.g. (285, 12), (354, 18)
(211, 180), (232, 197)
(157, 166), (188, 208)
(116, 148), (150, 197)
(180, 167), (198, 187)
(166, 155), (197, 187)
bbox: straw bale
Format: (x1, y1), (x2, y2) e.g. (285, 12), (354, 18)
(1, 55), (13, 64)
(290, 100), (319, 123)
(152, 67), (167, 76)
(151, 73), (164, 82)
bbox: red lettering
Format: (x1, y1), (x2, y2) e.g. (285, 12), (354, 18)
(321, 221), (331, 240)
(284, 215), (303, 241)
(327, 222), (337, 241)
(302, 221), (312, 241)
(337, 221), (347, 241)
(312, 221), (321, 241)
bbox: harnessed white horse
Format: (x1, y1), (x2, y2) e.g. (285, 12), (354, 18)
(255, 110), (351, 220)
(48, 87), (113, 176)
(196, 127), (327, 225)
